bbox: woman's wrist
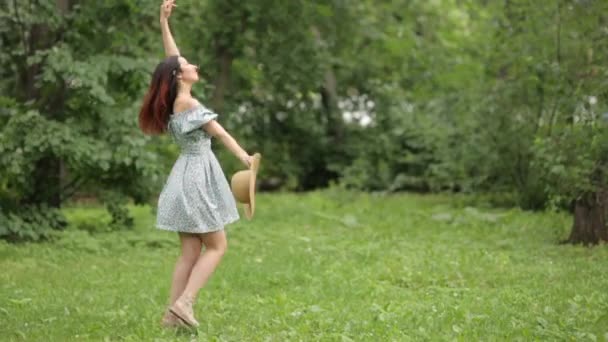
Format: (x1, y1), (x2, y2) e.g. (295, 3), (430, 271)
(239, 152), (251, 166)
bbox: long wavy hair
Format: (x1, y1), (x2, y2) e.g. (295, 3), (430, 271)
(139, 55), (181, 135)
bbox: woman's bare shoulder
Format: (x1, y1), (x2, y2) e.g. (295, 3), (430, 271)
(173, 96), (201, 113)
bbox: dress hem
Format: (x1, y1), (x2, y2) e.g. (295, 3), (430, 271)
(155, 215), (239, 234)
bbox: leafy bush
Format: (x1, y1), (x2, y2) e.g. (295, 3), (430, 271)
(532, 120), (608, 211)
(0, 205), (67, 242)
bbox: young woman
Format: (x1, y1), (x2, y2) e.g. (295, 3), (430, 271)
(138, 0), (253, 328)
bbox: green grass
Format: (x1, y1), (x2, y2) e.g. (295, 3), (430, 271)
(1, 189), (607, 341)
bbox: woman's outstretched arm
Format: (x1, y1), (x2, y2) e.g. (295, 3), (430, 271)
(203, 120), (252, 168)
(160, 0), (180, 57)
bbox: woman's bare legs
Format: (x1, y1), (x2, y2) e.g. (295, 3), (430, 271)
(161, 232), (202, 326)
(181, 229), (227, 299)
(169, 232), (203, 303)
(170, 229), (227, 326)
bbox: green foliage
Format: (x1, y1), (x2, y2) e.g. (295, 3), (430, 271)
(2, 0), (608, 244)
(0, 205), (67, 242)
(103, 192), (135, 231)
(62, 206), (111, 234)
(184, 0), (354, 190)
(0, 109), (101, 198)
(533, 120), (608, 210)
(62, 199), (134, 234)
(0, 1), (162, 241)
(419, 0), (608, 210)
(339, 110), (437, 192)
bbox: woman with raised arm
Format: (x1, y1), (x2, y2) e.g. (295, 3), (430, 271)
(139, 0), (255, 329)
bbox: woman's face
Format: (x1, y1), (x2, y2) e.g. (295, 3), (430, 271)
(177, 56), (199, 84)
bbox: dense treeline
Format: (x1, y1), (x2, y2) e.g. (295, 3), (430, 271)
(1, 1), (607, 243)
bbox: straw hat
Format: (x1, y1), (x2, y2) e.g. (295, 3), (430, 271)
(230, 153), (261, 219)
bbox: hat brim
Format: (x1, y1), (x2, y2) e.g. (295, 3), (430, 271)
(244, 153), (261, 219)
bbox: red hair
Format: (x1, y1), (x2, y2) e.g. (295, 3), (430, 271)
(139, 56), (181, 135)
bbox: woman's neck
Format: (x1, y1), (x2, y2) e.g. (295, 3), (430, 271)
(178, 82), (192, 96)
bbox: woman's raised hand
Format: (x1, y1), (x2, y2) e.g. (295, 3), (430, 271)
(160, 0), (176, 21)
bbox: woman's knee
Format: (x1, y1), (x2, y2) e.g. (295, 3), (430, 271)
(202, 230), (228, 256)
(180, 248), (200, 265)
(210, 237), (228, 256)
(216, 238), (228, 256)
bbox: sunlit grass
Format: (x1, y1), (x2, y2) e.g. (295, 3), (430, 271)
(1, 189), (607, 341)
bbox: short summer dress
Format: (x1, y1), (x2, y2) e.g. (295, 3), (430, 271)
(156, 104), (240, 233)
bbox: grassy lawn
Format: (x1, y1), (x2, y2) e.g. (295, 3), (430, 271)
(1, 190), (607, 341)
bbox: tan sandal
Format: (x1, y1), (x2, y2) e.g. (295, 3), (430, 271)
(169, 295), (199, 327)
(161, 310), (186, 328)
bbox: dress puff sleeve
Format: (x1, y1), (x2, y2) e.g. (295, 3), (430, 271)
(180, 105), (218, 134)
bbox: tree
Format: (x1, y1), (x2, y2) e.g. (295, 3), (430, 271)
(170, 0), (363, 189)
(457, 0), (608, 244)
(0, 0), (162, 241)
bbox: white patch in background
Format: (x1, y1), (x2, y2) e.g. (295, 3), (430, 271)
(359, 114), (372, 127)
(589, 96), (597, 105)
(309, 93), (322, 110)
(339, 93), (376, 127)
(276, 111), (287, 121)
(342, 111), (353, 123)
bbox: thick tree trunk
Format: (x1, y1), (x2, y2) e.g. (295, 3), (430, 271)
(566, 190), (608, 245)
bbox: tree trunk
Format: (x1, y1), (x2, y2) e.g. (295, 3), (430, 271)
(55, 0), (70, 13)
(210, 46), (232, 114)
(566, 190), (608, 245)
(19, 1), (70, 208)
(320, 67), (344, 143)
(311, 26), (344, 143)
(25, 156), (62, 207)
